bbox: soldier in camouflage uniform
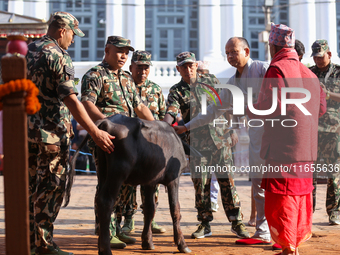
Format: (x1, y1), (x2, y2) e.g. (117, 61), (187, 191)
(163, 52), (249, 239)
(26, 12), (114, 255)
(81, 36), (154, 249)
(310, 39), (340, 225)
(116, 50), (166, 235)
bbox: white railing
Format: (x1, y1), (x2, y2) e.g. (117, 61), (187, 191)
(150, 61), (179, 77)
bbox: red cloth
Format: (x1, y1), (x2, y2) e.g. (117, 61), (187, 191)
(261, 160), (313, 195)
(246, 48), (324, 194)
(246, 48), (327, 162)
(235, 238), (271, 245)
(265, 191), (313, 252)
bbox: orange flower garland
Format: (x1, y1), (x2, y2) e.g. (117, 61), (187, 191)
(0, 79), (41, 114)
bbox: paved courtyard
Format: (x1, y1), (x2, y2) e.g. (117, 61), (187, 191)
(1, 173), (340, 254)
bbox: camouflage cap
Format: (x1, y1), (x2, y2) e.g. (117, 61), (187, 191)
(49, 12), (84, 37)
(311, 39), (329, 57)
(106, 36), (135, 51)
(176, 52), (196, 66)
(132, 50), (152, 65)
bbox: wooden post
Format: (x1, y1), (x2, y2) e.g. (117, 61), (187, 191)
(1, 35), (29, 255)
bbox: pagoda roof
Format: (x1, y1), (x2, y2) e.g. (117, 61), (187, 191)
(0, 11), (48, 39)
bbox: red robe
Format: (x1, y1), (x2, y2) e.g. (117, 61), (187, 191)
(246, 48), (327, 251)
(246, 48), (326, 195)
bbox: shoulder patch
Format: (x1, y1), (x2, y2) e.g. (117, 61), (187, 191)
(65, 66), (75, 76)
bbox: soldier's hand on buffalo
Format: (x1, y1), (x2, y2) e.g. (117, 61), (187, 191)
(174, 125), (187, 135)
(92, 130), (115, 153)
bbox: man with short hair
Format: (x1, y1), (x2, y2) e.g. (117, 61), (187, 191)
(294, 39), (305, 61)
(26, 12), (115, 255)
(247, 23), (326, 255)
(164, 52), (249, 239)
(175, 38), (271, 245)
(310, 39), (340, 225)
(224, 37), (271, 244)
(81, 36), (154, 249)
(117, 50), (167, 235)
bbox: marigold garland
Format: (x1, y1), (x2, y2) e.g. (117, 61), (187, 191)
(0, 79), (41, 115)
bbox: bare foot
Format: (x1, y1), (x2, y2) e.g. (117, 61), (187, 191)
(248, 219), (256, 227)
(281, 248), (295, 255)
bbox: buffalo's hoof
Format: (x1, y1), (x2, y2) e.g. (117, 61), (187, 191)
(98, 249), (112, 255)
(142, 242), (155, 250)
(179, 247), (191, 253)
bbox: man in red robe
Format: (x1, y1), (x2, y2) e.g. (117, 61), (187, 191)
(246, 23), (327, 255)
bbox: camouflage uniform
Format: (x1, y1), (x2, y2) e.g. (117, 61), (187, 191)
(135, 79), (166, 120)
(26, 12), (84, 253)
(166, 52), (242, 223)
(118, 51), (166, 223)
(310, 39), (340, 219)
(81, 36), (141, 236)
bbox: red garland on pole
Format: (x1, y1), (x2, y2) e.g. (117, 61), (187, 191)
(0, 79), (41, 114)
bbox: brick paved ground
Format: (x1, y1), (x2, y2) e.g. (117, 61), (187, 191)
(1, 173), (340, 254)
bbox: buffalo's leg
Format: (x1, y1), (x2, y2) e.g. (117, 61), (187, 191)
(96, 149), (122, 255)
(167, 178), (191, 253)
(141, 185), (156, 250)
(97, 181), (122, 255)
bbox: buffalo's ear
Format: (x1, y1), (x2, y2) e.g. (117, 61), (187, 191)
(140, 119), (153, 129)
(181, 140), (202, 157)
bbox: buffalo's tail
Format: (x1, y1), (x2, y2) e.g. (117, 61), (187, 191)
(181, 139), (202, 157)
(63, 133), (90, 207)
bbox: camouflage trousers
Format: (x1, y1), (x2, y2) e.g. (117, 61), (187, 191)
(314, 132), (340, 216)
(28, 141), (68, 252)
(116, 184), (160, 221)
(190, 147), (242, 223)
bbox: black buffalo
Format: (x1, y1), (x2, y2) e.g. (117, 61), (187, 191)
(66, 114), (193, 255)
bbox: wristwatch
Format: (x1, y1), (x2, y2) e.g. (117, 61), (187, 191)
(326, 90), (330, 100)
